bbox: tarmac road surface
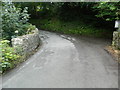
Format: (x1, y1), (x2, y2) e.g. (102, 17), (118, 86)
(2, 30), (118, 88)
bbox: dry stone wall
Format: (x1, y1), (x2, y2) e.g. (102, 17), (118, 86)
(112, 31), (120, 50)
(12, 28), (41, 59)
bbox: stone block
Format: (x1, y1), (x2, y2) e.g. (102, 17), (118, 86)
(112, 31), (120, 50)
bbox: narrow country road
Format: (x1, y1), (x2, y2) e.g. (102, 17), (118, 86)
(2, 30), (118, 88)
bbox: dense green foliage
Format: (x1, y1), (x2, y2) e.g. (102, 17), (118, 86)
(16, 2), (120, 21)
(5, 2), (118, 39)
(25, 2), (118, 38)
(93, 2), (120, 21)
(1, 2), (36, 73)
(30, 18), (112, 38)
(2, 2), (36, 40)
(0, 40), (21, 73)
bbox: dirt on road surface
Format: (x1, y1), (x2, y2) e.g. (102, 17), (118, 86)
(2, 30), (118, 88)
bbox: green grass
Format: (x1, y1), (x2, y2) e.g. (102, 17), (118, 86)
(30, 18), (113, 38)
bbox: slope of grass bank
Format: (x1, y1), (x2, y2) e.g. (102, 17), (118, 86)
(30, 18), (113, 38)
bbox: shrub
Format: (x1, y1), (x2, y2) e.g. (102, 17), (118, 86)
(2, 2), (30, 40)
(34, 18), (112, 38)
(0, 40), (21, 73)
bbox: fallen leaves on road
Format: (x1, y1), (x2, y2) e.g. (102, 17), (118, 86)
(105, 46), (120, 63)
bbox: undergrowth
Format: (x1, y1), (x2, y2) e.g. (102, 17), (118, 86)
(30, 18), (113, 38)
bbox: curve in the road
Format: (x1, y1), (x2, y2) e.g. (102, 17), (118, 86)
(2, 30), (118, 88)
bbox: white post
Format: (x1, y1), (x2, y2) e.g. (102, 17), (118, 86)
(115, 20), (120, 32)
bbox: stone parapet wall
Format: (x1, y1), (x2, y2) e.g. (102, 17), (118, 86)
(12, 28), (41, 59)
(112, 31), (120, 50)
